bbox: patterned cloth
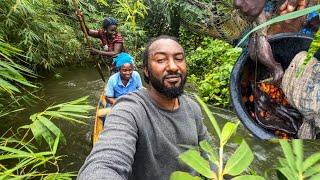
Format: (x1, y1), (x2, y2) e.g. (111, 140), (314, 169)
(97, 31), (124, 52)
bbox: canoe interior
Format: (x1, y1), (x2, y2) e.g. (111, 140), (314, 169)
(92, 93), (105, 145)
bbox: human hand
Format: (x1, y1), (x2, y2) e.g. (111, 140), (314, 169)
(76, 11), (83, 19)
(87, 47), (99, 55)
(278, 0), (307, 22)
(270, 63), (284, 85)
(279, 0), (307, 13)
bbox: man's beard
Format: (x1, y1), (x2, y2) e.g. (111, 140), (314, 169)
(148, 70), (186, 99)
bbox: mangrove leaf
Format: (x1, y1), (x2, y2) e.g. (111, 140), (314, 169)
(224, 140), (253, 176)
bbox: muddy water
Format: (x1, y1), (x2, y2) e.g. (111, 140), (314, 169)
(3, 66), (320, 177)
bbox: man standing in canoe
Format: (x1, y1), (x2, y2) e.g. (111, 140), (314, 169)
(78, 35), (211, 179)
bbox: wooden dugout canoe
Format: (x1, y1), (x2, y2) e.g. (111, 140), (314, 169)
(92, 92), (111, 145)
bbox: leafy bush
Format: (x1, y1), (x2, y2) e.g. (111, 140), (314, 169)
(276, 140), (320, 180)
(187, 38), (242, 107)
(0, 0), (88, 70)
(171, 96), (320, 180)
(170, 95), (264, 180)
(0, 96), (93, 179)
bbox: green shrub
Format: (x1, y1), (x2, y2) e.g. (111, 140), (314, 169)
(187, 38), (242, 107)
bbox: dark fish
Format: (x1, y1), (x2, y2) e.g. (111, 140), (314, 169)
(254, 87), (302, 134)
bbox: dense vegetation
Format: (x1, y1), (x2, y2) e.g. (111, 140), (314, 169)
(1, 0), (320, 178)
(187, 38), (242, 107)
(0, 0), (242, 178)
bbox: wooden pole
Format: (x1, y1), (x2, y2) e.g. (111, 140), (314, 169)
(72, 0), (106, 82)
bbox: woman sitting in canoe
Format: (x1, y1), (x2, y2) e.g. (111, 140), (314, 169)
(104, 52), (143, 106)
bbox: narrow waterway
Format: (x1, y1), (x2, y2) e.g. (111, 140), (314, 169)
(3, 65), (320, 177)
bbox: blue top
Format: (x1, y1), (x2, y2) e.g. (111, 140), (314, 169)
(105, 71), (142, 98)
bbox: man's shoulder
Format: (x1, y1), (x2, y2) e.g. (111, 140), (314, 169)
(111, 90), (149, 114)
(180, 94), (201, 112)
(115, 89), (147, 104)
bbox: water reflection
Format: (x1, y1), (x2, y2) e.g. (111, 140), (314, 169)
(3, 66), (320, 176)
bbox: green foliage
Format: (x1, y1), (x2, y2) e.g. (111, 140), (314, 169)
(0, 38), (38, 118)
(187, 38), (242, 107)
(170, 95), (262, 180)
(0, 0), (87, 70)
(0, 134), (63, 179)
(179, 27), (205, 54)
(0, 96), (93, 179)
(113, 0), (148, 31)
(21, 96), (93, 146)
(170, 172), (202, 180)
(111, 0), (148, 59)
(179, 150), (214, 178)
(276, 140), (320, 180)
(0, 38), (36, 96)
(298, 27), (320, 76)
(142, 0), (176, 37)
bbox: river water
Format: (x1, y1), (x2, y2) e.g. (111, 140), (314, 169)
(3, 66), (320, 178)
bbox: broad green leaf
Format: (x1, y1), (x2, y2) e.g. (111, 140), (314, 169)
(277, 168), (297, 180)
(310, 173), (320, 180)
(279, 140), (296, 173)
(0, 146), (30, 157)
(169, 171), (202, 180)
(304, 164), (320, 178)
(52, 133), (61, 155)
(30, 121), (44, 144)
(224, 140), (253, 176)
(231, 175), (265, 180)
(237, 4), (320, 47)
(58, 104), (93, 112)
(220, 122), (238, 145)
(194, 94), (221, 138)
(43, 111), (87, 124)
(38, 116), (66, 144)
(199, 140), (218, 165)
(179, 150), (215, 178)
(303, 152), (320, 171)
(30, 118), (54, 146)
(38, 122), (54, 146)
(292, 140), (303, 172)
(278, 157), (289, 167)
(0, 78), (20, 94)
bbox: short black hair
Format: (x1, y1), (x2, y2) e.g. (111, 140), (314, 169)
(142, 35), (180, 83)
(102, 17), (117, 29)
